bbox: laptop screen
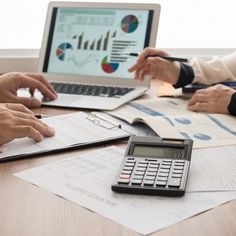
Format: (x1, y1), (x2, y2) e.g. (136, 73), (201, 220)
(43, 7), (153, 80)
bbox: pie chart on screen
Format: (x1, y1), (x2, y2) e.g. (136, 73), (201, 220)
(56, 43), (73, 61)
(101, 56), (119, 73)
(121, 15), (139, 33)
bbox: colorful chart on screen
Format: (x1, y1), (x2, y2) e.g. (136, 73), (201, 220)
(121, 15), (139, 33)
(101, 56), (119, 73)
(56, 43), (73, 61)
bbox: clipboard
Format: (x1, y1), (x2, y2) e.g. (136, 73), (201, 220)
(0, 112), (131, 162)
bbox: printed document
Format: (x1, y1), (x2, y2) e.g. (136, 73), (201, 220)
(15, 146), (236, 235)
(0, 112), (129, 161)
(108, 98), (236, 148)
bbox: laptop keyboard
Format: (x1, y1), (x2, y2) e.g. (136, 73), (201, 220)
(51, 82), (134, 98)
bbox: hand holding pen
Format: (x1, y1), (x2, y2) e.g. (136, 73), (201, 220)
(128, 47), (186, 85)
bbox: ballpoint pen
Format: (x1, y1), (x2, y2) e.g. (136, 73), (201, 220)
(125, 52), (188, 63)
(34, 114), (49, 119)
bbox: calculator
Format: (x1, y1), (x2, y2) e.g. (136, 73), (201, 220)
(111, 136), (193, 197)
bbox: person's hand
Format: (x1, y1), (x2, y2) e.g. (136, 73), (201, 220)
(187, 84), (235, 114)
(128, 47), (181, 85)
(0, 103), (55, 146)
(0, 72), (57, 108)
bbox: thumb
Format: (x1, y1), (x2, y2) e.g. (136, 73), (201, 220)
(15, 96), (41, 108)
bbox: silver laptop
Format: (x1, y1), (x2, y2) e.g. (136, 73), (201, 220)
(38, 1), (161, 110)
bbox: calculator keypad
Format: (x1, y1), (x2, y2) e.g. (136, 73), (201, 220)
(117, 158), (188, 189)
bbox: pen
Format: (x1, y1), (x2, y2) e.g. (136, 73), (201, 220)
(34, 114), (49, 119)
(125, 53), (188, 63)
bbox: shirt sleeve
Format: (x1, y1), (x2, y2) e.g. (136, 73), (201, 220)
(191, 51), (236, 84)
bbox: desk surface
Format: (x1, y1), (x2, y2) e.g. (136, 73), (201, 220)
(1, 81), (236, 236)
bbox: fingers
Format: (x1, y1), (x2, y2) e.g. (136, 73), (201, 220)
(17, 74), (57, 100)
(187, 102), (209, 112)
(26, 73), (57, 97)
(14, 96), (42, 108)
(128, 48), (169, 73)
(188, 93), (209, 106)
(187, 89), (210, 112)
(13, 116), (55, 138)
(131, 57), (170, 80)
(137, 47), (168, 63)
(12, 126), (44, 142)
(4, 103), (34, 114)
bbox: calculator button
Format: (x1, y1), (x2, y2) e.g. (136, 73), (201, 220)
(174, 163), (185, 167)
(125, 163), (135, 167)
(173, 166), (184, 170)
(119, 174), (131, 179)
(158, 173), (169, 177)
(163, 159), (172, 162)
(137, 164), (147, 169)
(156, 177), (168, 182)
(126, 159), (135, 162)
(156, 181), (167, 187)
(172, 170), (183, 174)
(139, 161), (148, 164)
(168, 178), (181, 188)
(118, 179), (130, 184)
(136, 167), (146, 172)
(160, 165), (171, 169)
(123, 167), (133, 171)
(146, 172), (157, 176)
(143, 180), (154, 186)
(144, 176), (156, 181)
(147, 168), (158, 172)
(131, 179), (142, 185)
(159, 169), (170, 173)
(134, 171), (145, 176)
(149, 160), (160, 165)
(127, 157), (134, 160)
(174, 160), (185, 164)
(133, 175), (143, 180)
(172, 173), (182, 178)
(149, 164), (159, 168)
(121, 170), (132, 175)
(149, 161), (159, 165)
(147, 159), (157, 162)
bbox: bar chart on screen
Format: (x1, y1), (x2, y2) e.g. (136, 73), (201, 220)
(47, 8), (149, 78)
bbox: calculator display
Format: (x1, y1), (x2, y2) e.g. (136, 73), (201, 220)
(132, 145), (184, 158)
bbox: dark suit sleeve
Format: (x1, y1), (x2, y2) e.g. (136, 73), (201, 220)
(173, 63), (195, 88)
(228, 92), (236, 116)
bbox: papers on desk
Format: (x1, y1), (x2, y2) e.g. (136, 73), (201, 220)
(187, 146), (236, 192)
(108, 97), (236, 149)
(0, 112), (130, 162)
(15, 146), (236, 235)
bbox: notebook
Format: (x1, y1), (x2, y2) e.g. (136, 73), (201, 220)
(37, 1), (161, 110)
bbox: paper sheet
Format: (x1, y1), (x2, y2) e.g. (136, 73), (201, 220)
(0, 112), (129, 160)
(108, 98), (236, 149)
(187, 146), (236, 192)
(93, 112), (157, 137)
(15, 146), (236, 235)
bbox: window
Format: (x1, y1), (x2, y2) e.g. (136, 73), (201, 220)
(0, 0), (236, 49)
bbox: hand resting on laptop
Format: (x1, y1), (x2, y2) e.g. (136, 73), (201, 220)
(0, 72), (57, 108)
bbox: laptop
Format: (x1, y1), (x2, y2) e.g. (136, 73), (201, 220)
(37, 1), (161, 110)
